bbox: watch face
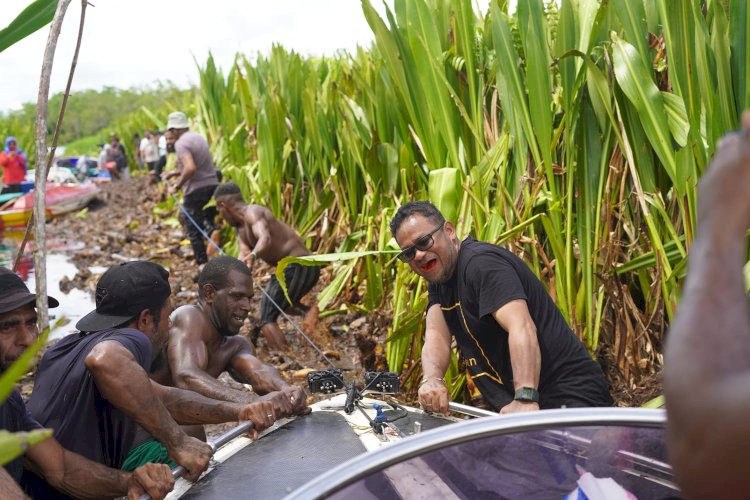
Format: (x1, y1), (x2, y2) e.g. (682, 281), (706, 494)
(515, 387), (539, 403)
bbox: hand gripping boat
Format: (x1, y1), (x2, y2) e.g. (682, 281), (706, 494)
(160, 370), (679, 500)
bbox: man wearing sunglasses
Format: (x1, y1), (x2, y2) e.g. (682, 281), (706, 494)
(391, 202), (612, 415)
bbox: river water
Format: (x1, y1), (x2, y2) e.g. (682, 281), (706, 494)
(0, 232), (97, 340)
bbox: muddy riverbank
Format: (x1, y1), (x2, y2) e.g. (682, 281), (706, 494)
(15, 174), (658, 417)
(16, 175), (389, 435)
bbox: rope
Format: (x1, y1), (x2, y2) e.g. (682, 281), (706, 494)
(173, 194), (339, 369)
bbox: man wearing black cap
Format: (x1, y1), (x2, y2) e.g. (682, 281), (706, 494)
(0, 267), (175, 499)
(27, 261), (276, 482)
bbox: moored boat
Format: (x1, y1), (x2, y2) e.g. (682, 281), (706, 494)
(0, 182), (100, 228)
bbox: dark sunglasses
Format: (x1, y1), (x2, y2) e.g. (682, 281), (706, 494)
(397, 223), (444, 263)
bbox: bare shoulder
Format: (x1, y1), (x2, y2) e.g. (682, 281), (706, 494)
(171, 304), (206, 325)
(246, 204), (274, 222)
(170, 305), (211, 338)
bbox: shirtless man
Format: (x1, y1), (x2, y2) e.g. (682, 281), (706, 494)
(664, 111), (750, 497)
(213, 182), (320, 350)
(150, 256), (309, 416)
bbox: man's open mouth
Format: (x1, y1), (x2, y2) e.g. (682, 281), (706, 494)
(420, 259), (437, 273)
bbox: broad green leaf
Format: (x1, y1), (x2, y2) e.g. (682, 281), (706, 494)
(0, 0), (57, 54)
(317, 261), (355, 312)
(490, 3), (541, 167)
(614, 0), (649, 62)
(709, 1), (737, 140)
(661, 91), (689, 148)
(428, 167), (461, 224)
(517, 0), (553, 165)
(554, 0), (579, 113)
(275, 251), (398, 305)
(657, 0), (707, 168)
(0, 429), (53, 466)
(0, 320), (60, 403)
(611, 34), (677, 187)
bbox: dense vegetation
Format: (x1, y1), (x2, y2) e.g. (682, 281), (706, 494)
(3, 0), (747, 405)
(185, 0), (748, 402)
(0, 83), (194, 161)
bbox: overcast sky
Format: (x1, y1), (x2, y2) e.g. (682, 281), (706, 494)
(0, 1), (494, 114)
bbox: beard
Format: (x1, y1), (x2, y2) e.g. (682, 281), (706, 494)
(433, 251), (458, 283)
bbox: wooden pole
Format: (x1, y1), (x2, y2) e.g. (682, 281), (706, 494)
(33, 0), (73, 329)
(13, 0), (90, 277)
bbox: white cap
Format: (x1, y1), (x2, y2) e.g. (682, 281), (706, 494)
(167, 111), (189, 130)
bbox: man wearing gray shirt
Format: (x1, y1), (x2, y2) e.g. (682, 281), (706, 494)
(164, 111), (219, 266)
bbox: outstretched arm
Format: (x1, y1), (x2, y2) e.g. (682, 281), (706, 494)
(664, 111), (750, 497)
(151, 382), (276, 439)
(227, 342), (288, 393)
(85, 340), (212, 481)
(228, 345), (310, 415)
(25, 438), (174, 499)
(168, 315), (256, 405)
(418, 304), (453, 415)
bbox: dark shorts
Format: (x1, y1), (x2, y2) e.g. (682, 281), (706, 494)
(260, 264), (320, 326)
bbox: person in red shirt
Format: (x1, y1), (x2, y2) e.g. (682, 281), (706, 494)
(0, 136), (27, 193)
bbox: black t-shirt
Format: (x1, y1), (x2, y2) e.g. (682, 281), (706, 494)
(0, 389), (43, 482)
(27, 328), (152, 468)
(428, 237), (612, 410)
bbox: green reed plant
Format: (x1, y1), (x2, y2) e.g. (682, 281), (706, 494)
(193, 0), (747, 402)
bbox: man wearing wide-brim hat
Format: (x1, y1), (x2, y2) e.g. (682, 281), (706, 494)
(161, 111), (220, 267)
(0, 267), (175, 499)
(26, 261), (276, 484)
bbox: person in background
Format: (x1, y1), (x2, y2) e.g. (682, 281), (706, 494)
(76, 154), (91, 181)
(107, 135), (129, 180)
(133, 132), (143, 170)
(161, 112), (219, 267)
(0, 136), (27, 193)
(97, 142), (110, 169)
(140, 129), (160, 184)
(664, 111), (750, 498)
(154, 130), (167, 183)
(213, 183), (320, 351)
(0, 267), (174, 499)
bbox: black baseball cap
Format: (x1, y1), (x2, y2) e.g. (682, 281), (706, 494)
(76, 261), (171, 332)
(0, 267), (59, 314)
